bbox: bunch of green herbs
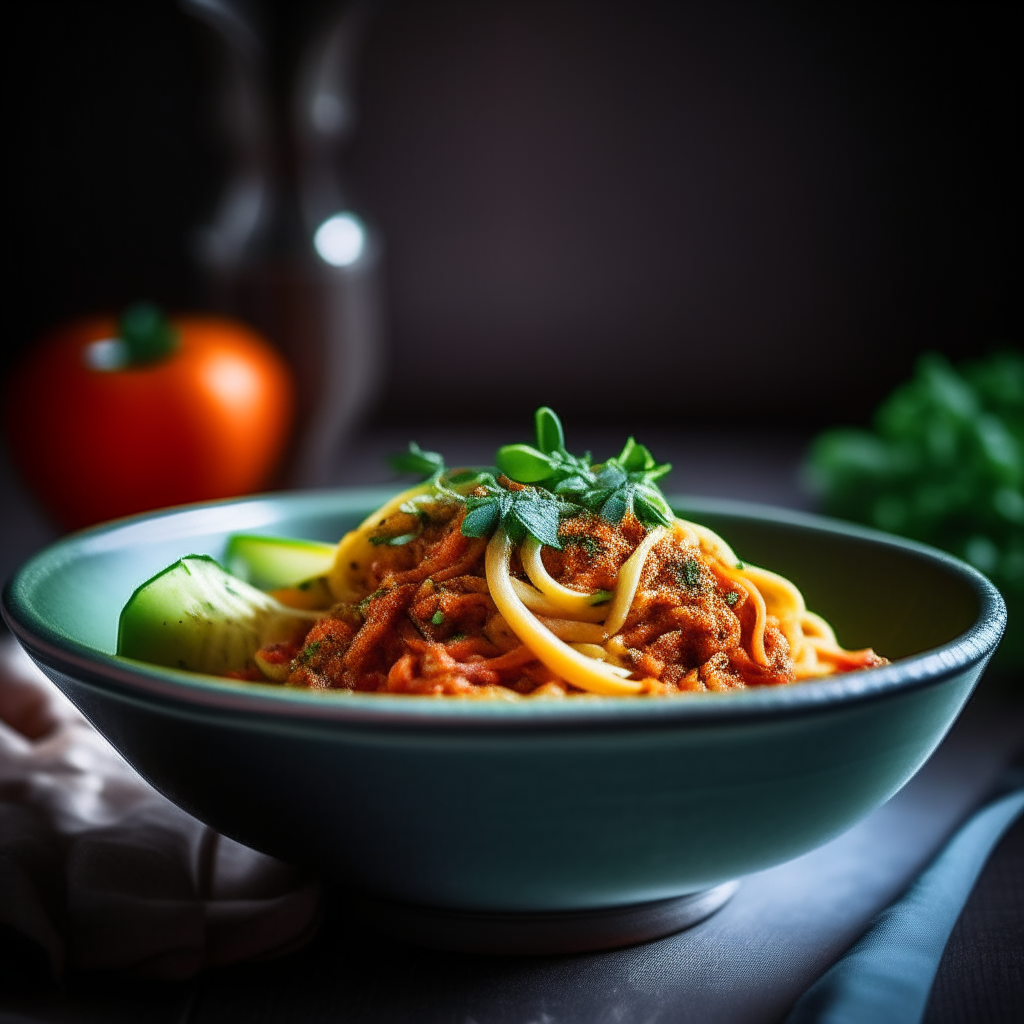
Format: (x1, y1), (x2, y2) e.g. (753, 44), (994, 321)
(806, 350), (1023, 665)
(389, 407), (674, 551)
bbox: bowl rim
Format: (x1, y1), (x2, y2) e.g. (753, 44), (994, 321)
(2, 489), (1007, 734)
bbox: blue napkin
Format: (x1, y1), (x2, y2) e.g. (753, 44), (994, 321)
(785, 786), (1024, 1024)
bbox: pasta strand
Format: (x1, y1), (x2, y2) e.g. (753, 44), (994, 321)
(485, 531), (643, 696)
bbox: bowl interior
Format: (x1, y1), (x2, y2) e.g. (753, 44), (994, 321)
(7, 490), (983, 681)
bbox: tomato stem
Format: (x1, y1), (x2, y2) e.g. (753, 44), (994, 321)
(120, 303), (179, 365)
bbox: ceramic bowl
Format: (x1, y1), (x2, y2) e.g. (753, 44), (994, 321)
(2, 491), (1006, 951)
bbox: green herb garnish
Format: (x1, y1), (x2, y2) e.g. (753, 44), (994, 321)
(389, 442), (446, 480)
(561, 534), (603, 558)
(387, 408), (676, 549)
(299, 640), (323, 664)
(681, 557), (702, 590)
(462, 487), (571, 548)
(495, 407), (673, 529)
(369, 532), (419, 547)
(356, 588), (384, 614)
(808, 350), (1024, 667)
(808, 353), (1024, 555)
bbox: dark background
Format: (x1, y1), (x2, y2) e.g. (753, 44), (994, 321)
(4, 0), (1020, 430)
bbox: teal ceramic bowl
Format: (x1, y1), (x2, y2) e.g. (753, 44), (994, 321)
(2, 491), (1006, 948)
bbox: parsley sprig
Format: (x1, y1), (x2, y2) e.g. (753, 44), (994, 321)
(388, 408), (675, 547)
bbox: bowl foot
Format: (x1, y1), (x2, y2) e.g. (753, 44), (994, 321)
(350, 881), (740, 955)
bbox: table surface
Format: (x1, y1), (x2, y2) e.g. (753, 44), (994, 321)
(2, 426), (1021, 1023)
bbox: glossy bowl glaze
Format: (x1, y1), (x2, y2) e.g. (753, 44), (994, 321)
(3, 491), (1006, 917)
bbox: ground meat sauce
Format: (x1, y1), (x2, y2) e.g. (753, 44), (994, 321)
(265, 498), (801, 696)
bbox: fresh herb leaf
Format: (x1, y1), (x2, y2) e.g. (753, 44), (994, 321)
(510, 492), (563, 548)
(461, 488), (567, 548)
(599, 486), (632, 524)
(535, 406), (565, 454)
(356, 588), (384, 613)
(552, 474), (593, 495)
(431, 610), (445, 625)
(495, 444), (556, 483)
(725, 591), (739, 606)
(590, 589), (613, 605)
(389, 442), (446, 479)
(633, 486), (672, 527)
(388, 408), (677, 544)
(369, 532), (419, 547)
(461, 499), (502, 538)
(617, 437), (655, 473)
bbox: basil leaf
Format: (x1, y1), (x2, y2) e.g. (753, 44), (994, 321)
(496, 444), (555, 483)
(535, 406), (565, 454)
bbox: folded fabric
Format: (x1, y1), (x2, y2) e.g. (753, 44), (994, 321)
(0, 636), (322, 981)
(785, 783), (1024, 1024)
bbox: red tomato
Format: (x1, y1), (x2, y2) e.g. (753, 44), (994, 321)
(6, 310), (294, 529)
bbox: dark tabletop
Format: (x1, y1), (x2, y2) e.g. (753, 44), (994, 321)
(2, 428), (1021, 1024)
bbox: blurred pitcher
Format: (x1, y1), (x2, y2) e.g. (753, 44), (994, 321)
(184, 0), (384, 487)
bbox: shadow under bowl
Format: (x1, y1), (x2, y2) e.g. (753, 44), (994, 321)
(2, 491), (1006, 951)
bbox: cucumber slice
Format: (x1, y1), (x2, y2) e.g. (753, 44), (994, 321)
(117, 555), (319, 675)
(225, 534), (337, 590)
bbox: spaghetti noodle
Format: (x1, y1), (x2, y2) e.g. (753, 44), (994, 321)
(259, 410), (886, 696)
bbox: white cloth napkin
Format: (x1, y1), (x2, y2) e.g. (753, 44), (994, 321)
(0, 637), (322, 981)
